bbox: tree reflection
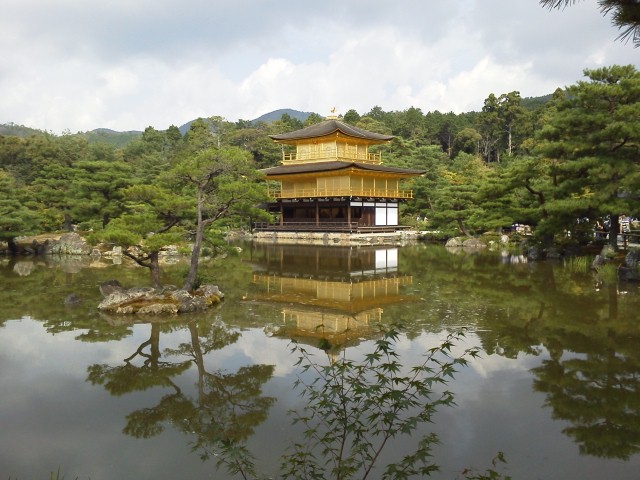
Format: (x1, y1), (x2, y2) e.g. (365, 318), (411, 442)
(468, 260), (640, 460)
(531, 324), (640, 459)
(87, 319), (275, 477)
(398, 246), (640, 460)
(87, 323), (191, 396)
(533, 342), (640, 459)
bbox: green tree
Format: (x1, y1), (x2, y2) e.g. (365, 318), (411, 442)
(343, 109), (361, 125)
(0, 170), (42, 253)
(474, 163), (518, 232)
(124, 126), (183, 184)
(391, 107), (427, 143)
(271, 113), (303, 134)
(25, 134), (90, 231)
(0, 135), (29, 181)
(303, 113), (324, 127)
(281, 326), (480, 480)
(227, 124), (282, 168)
(454, 127), (482, 157)
(498, 91), (528, 158)
(476, 94), (502, 162)
(57, 133), (91, 166)
(89, 141), (119, 162)
(165, 125), (183, 147)
(70, 159), (134, 228)
(391, 144), (452, 228)
(430, 153), (492, 236)
(425, 110), (469, 158)
(535, 64), (640, 248)
(166, 144), (268, 291)
(31, 162), (77, 231)
(355, 116), (393, 135)
(0, 133), (90, 185)
(365, 105), (389, 124)
(140, 126), (167, 151)
(92, 184), (188, 288)
(487, 156), (554, 232)
(183, 118), (219, 151)
(476, 92), (529, 162)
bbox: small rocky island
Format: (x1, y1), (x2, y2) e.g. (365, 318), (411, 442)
(98, 280), (224, 315)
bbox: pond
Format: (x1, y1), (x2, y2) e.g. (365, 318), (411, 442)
(1, 243), (640, 479)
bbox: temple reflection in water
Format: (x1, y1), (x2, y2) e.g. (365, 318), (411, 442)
(246, 244), (415, 353)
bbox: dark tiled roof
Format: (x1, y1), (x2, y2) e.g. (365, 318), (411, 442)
(269, 119), (394, 143)
(261, 161), (425, 176)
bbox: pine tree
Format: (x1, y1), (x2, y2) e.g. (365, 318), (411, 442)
(0, 170), (42, 253)
(536, 65), (640, 247)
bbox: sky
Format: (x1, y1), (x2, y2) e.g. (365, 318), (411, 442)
(1, 0), (637, 134)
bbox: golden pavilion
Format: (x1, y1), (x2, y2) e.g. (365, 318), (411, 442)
(257, 117), (424, 233)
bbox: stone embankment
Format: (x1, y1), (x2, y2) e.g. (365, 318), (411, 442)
(6, 232), (92, 256)
(3, 232), (181, 262)
(251, 230), (420, 246)
(444, 236), (493, 250)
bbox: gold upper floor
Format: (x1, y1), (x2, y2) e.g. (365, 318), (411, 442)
(281, 139), (382, 165)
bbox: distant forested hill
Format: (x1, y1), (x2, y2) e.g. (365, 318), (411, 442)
(521, 93), (554, 110)
(0, 123), (142, 147)
(177, 108), (314, 134)
(0, 123), (45, 137)
(251, 108), (314, 124)
(1, 95), (552, 144)
(81, 128), (142, 147)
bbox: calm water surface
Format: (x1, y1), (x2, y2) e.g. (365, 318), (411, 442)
(1, 243), (639, 479)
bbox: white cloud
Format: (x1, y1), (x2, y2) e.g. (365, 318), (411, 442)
(99, 67), (139, 95)
(0, 0), (636, 133)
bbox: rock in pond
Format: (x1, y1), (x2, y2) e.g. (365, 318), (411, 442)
(97, 281), (224, 315)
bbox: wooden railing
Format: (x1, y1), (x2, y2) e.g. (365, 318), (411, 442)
(268, 188), (413, 199)
(620, 231), (640, 249)
(282, 149), (382, 164)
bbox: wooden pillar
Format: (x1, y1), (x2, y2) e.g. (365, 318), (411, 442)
(279, 202), (283, 226)
(315, 201), (320, 226)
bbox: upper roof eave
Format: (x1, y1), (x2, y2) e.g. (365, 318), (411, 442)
(260, 161), (425, 177)
(268, 119), (394, 144)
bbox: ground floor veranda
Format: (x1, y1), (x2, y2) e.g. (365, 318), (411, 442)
(254, 198), (409, 233)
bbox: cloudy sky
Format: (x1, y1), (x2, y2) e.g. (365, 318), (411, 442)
(1, 0), (637, 133)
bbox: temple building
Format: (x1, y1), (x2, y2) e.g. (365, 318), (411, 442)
(256, 117), (424, 233)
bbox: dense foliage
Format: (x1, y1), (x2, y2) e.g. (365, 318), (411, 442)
(1, 65), (638, 257)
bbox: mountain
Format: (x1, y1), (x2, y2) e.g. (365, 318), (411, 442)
(0, 123), (46, 137)
(1, 96), (554, 142)
(521, 93), (554, 110)
(177, 108), (314, 134)
(0, 123), (142, 147)
(251, 108), (314, 124)
(82, 128), (142, 147)
(0, 108), (313, 144)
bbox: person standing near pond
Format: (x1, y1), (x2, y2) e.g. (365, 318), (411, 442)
(620, 215), (631, 233)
